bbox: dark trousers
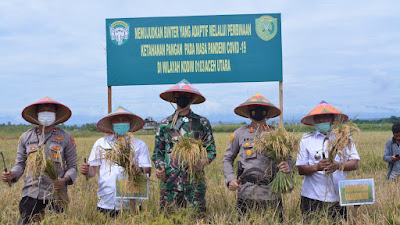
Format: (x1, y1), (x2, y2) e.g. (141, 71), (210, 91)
(97, 207), (120, 218)
(236, 198), (283, 222)
(19, 196), (62, 224)
(300, 196), (347, 221)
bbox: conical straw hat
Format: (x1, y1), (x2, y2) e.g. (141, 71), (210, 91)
(234, 93), (281, 119)
(22, 97), (71, 125)
(160, 79), (205, 104)
(97, 106), (144, 134)
(301, 100), (348, 126)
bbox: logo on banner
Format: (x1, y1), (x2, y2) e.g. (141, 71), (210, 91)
(110, 21), (129, 46)
(255, 15), (278, 41)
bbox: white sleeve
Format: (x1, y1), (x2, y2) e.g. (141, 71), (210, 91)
(296, 138), (309, 166)
(346, 139), (360, 161)
(135, 140), (152, 168)
(88, 139), (103, 166)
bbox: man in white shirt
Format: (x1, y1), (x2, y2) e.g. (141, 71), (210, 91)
(296, 101), (360, 221)
(80, 106), (151, 217)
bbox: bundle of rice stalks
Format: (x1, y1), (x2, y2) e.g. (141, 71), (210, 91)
(26, 146), (69, 207)
(326, 120), (360, 166)
(253, 128), (300, 194)
(170, 135), (208, 183)
(43, 159), (69, 208)
(105, 134), (147, 187)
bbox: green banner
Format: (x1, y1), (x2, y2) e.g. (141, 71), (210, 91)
(106, 14), (282, 86)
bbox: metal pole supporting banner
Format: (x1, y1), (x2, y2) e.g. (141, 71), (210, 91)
(108, 86), (112, 113)
(279, 81), (283, 127)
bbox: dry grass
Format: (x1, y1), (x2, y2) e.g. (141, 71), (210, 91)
(0, 131), (397, 224)
(170, 135), (208, 183)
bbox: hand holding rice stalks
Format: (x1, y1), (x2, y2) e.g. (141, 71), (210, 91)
(105, 134), (147, 187)
(326, 120), (360, 167)
(170, 135), (208, 183)
(26, 145), (69, 207)
(254, 128), (300, 194)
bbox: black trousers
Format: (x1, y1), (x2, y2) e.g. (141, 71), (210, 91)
(236, 198), (283, 222)
(19, 196), (62, 224)
(300, 196), (347, 221)
(97, 207), (120, 218)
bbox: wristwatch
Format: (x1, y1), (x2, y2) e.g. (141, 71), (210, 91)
(64, 177), (70, 184)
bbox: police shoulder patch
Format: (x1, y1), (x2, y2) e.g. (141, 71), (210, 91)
(69, 136), (76, 148)
(18, 135), (22, 144)
(230, 134), (234, 142)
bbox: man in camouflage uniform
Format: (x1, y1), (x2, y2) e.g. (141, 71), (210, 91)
(1, 97), (77, 224)
(152, 79), (216, 213)
(223, 93), (293, 218)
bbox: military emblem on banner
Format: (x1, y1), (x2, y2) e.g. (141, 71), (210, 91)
(255, 15), (278, 41)
(110, 21), (129, 46)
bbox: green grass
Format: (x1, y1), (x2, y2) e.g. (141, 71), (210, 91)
(0, 131), (396, 224)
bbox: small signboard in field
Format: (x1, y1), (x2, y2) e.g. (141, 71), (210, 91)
(115, 174), (149, 200)
(339, 179), (374, 206)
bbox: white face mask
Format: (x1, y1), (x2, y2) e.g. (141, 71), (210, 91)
(38, 111), (56, 126)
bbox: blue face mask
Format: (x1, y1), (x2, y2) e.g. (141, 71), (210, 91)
(315, 122), (331, 133)
(113, 123), (130, 136)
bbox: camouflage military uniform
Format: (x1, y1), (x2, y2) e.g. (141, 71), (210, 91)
(152, 110), (216, 212)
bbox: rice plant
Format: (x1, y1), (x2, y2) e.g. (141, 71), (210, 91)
(253, 128), (300, 194)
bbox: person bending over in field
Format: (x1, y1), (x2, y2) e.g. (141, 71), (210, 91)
(1, 97), (77, 224)
(80, 107), (151, 218)
(152, 79), (216, 216)
(223, 93), (292, 220)
(296, 101), (359, 221)
(383, 123), (400, 181)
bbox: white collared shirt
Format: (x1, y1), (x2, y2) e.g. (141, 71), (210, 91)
(88, 134), (152, 210)
(296, 131), (360, 202)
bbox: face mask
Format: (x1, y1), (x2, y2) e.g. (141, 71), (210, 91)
(38, 111), (56, 126)
(249, 107), (268, 121)
(315, 122), (331, 133)
(113, 123), (130, 136)
(175, 96), (191, 109)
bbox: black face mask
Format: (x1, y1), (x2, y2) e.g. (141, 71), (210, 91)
(175, 96), (191, 109)
(249, 107), (268, 121)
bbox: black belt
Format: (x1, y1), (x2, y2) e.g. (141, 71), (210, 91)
(238, 168), (273, 185)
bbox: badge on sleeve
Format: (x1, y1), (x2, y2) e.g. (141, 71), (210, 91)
(18, 135), (22, 143)
(70, 136), (76, 148)
(230, 134), (234, 142)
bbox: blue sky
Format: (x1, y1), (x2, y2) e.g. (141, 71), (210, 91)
(0, 0), (399, 125)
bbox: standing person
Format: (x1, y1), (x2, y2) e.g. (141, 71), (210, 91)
(1, 97), (77, 224)
(296, 101), (360, 221)
(152, 79), (216, 214)
(80, 106), (152, 218)
(223, 93), (293, 217)
(383, 123), (400, 181)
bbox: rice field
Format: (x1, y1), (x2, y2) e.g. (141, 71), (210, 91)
(0, 131), (397, 224)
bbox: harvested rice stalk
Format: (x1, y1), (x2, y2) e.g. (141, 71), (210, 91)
(104, 134), (147, 187)
(326, 120), (360, 168)
(43, 159), (69, 208)
(253, 128), (300, 194)
(26, 145), (69, 207)
(170, 135), (208, 183)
